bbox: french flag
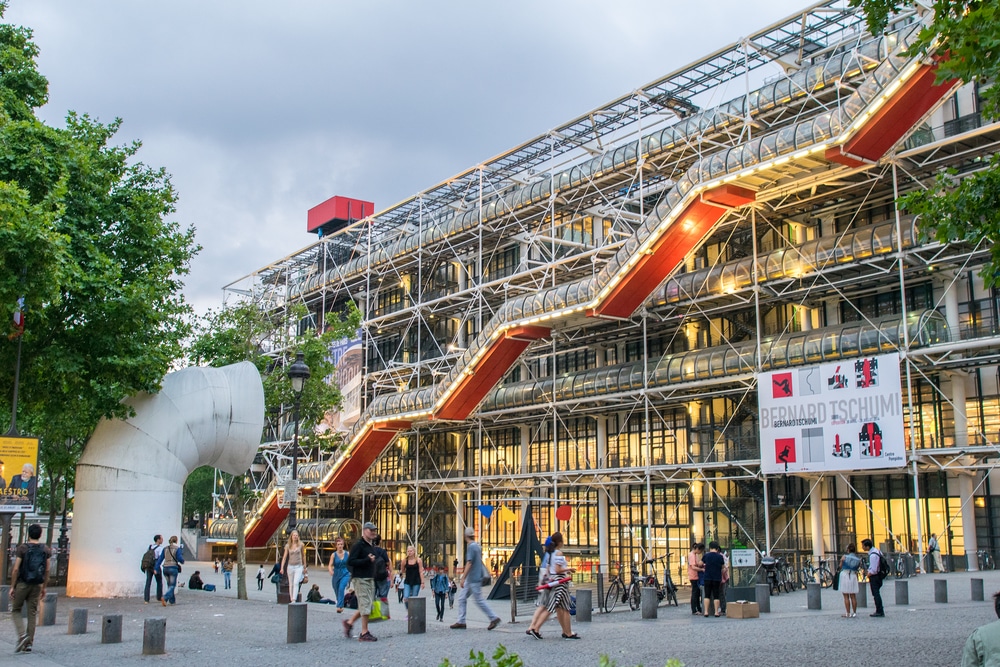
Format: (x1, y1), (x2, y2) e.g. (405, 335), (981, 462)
(10, 297), (24, 339)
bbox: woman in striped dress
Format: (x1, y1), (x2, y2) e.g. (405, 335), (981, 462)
(544, 532), (580, 640)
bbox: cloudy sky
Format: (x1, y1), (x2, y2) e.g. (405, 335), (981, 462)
(7, 0), (808, 315)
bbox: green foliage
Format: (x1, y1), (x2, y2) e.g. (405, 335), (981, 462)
(0, 4), (199, 514)
(852, 1), (1000, 284)
(598, 657), (685, 667)
(183, 465), (216, 521)
(440, 645), (524, 667)
(189, 300), (361, 437)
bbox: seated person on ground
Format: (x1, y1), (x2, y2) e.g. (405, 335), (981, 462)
(343, 587), (358, 609)
(188, 571), (204, 590)
(306, 584), (336, 604)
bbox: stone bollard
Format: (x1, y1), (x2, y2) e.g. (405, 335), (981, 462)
(935, 579), (948, 603)
(102, 614), (123, 644)
(40, 592), (58, 626)
(576, 589), (592, 622)
(806, 582), (822, 610)
(856, 583), (867, 608)
(0, 584), (9, 612)
(143, 618), (166, 655)
(407, 597), (426, 634)
(68, 608), (88, 635)
(973, 578), (985, 602)
(641, 587), (658, 619)
(287, 602), (307, 644)
(755, 584), (771, 613)
(895, 579), (909, 605)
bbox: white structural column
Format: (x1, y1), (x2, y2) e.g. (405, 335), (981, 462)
(958, 473), (979, 571)
(952, 371), (969, 448)
(596, 415), (610, 570)
(68, 362), (264, 597)
(810, 479), (826, 562)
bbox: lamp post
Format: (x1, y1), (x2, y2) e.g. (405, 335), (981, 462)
(286, 352), (311, 532)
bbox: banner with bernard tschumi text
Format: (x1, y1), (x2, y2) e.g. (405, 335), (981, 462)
(758, 352), (905, 474)
(0, 436), (40, 512)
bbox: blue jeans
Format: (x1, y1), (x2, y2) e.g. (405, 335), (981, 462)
(403, 583), (421, 604)
(456, 578), (498, 624)
(224, 571), (231, 588)
(163, 566), (179, 604)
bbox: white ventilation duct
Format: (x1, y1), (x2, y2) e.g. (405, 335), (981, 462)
(67, 362), (264, 597)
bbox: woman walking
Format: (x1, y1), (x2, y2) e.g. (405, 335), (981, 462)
(280, 529), (307, 603)
(527, 532), (579, 639)
(400, 545), (426, 611)
(839, 543), (862, 617)
(328, 537), (351, 611)
(157, 536), (185, 606)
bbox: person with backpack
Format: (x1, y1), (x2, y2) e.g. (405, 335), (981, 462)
(430, 565), (450, 621)
(141, 534), (164, 604)
(372, 533), (391, 620)
(838, 543), (862, 617)
(11, 523), (50, 653)
(862, 538), (887, 617)
(156, 535), (185, 606)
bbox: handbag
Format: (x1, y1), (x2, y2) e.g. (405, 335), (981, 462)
(270, 573), (281, 584)
(832, 567), (841, 591)
(481, 575), (492, 587)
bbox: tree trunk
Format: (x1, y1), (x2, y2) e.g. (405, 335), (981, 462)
(45, 473), (61, 546)
(235, 475), (248, 600)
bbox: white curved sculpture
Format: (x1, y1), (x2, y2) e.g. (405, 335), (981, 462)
(67, 362), (264, 598)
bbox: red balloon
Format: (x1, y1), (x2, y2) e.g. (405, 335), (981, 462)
(555, 505), (572, 521)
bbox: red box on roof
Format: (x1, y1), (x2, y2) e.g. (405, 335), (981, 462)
(307, 196), (374, 234)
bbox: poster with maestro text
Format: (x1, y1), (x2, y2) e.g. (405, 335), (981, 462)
(758, 352), (905, 474)
(0, 435), (39, 512)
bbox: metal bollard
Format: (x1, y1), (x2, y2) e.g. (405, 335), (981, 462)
(856, 583), (867, 608)
(287, 602), (307, 643)
(68, 608), (88, 635)
(576, 589), (592, 622)
(40, 592), (58, 626)
(755, 584), (771, 613)
(895, 579), (909, 605)
(102, 614), (123, 644)
(641, 587), (658, 619)
(0, 584), (9, 612)
(407, 597), (426, 634)
(143, 618), (166, 655)
(806, 582), (822, 610)
(934, 579), (948, 603)
(973, 578), (985, 602)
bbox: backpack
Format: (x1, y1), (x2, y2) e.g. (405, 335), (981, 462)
(374, 553), (388, 582)
(875, 550), (890, 578)
(843, 553), (861, 571)
(20, 544), (47, 585)
(140, 545), (157, 573)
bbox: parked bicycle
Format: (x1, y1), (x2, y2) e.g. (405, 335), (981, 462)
(604, 562), (628, 612)
(801, 556), (834, 588)
(979, 550), (996, 571)
(760, 556), (793, 594)
(640, 554), (679, 607)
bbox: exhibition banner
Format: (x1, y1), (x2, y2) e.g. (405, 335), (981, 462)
(758, 352), (905, 474)
(0, 435), (40, 512)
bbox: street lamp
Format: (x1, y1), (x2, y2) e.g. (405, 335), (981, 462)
(286, 352), (310, 532)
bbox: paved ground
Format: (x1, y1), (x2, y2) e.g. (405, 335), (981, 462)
(2, 562), (997, 666)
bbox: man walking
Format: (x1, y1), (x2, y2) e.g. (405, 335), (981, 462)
(143, 534), (165, 604)
(344, 521), (380, 642)
(928, 533), (947, 573)
(11, 523), (50, 653)
(862, 538), (885, 617)
(451, 527), (501, 631)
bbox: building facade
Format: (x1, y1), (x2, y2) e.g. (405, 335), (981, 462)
(216, 1), (1000, 582)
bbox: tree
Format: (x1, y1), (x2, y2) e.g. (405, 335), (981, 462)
(183, 466), (215, 526)
(0, 2), (199, 522)
(188, 300), (361, 599)
(852, 1), (1000, 285)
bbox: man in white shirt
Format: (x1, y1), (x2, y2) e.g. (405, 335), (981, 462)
(862, 538), (885, 617)
(928, 533), (947, 573)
